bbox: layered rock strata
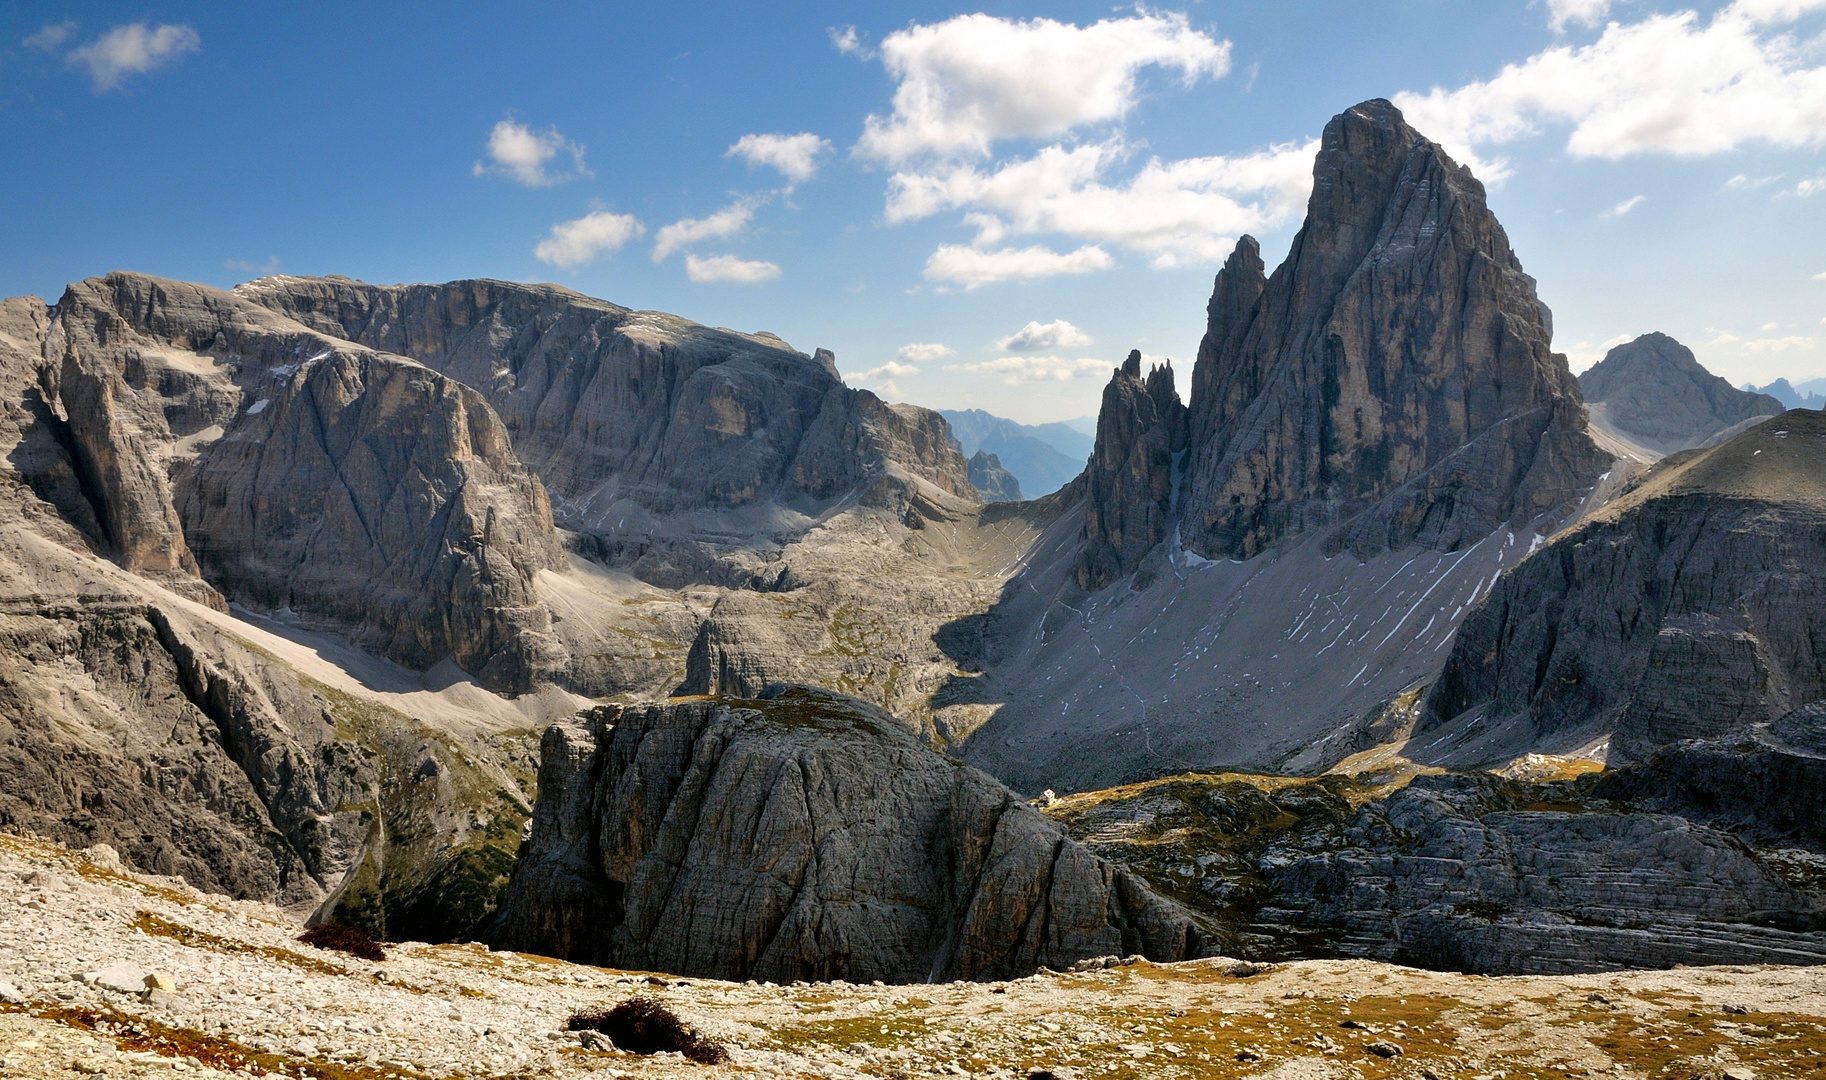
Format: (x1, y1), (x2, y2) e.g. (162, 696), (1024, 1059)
(1420, 409), (1826, 763)
(1579, 332), (1783, 455)
(237, 276), (973, 521)
(1179, 99), (1607, 561)
(1075, 351), (1187, 589)
(487, 686), (1206, 982)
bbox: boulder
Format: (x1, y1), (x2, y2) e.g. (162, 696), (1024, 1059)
(487, 686), (1206, 982)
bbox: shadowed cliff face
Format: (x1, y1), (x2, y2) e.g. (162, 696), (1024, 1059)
(1420, 410), (1826, 765)
(1578, 331), (1784, 456)
(487, 686), (1207, 983)
(1179, 99), (1607, 561)
(237, 276), (972, 521)
(1075, 350), (1187, 590)
(41, 273), (565, 694)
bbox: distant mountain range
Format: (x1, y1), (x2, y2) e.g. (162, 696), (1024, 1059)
(1743, 377), (1826, 409)
(939, 409), (1095, 498)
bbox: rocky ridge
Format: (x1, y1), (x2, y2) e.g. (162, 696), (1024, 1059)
(488, 686), (1206, 983)
(1419, 408), (1826, 766)
(1074, 351), (1186, 590)
(965, 450), (1021, 503)
(1579, 332), (1783, 456)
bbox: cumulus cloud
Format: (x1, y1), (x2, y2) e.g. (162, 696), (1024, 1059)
(847, 361), (923, 383)
(997, 319), (1092, 352)
(1796, 174), (1826, 196)
(943, 355), (1115, 386)
(898, 342), (956, 362)
(923, 243), (1114, 290)
(534, 211), (643, 269)
(67, 22), (199, 92)
(653, 200), (757, 262)
(1812, 271), (1826, 280)
(685, 253), (781, 284)
(1604, 195), (1647, 217)
(1746, 335), (1812, 351)
(856, 12), (1229, 164)
(728, 133), (831, 184)
(890, 138), (1317, 269)
(474, 119), (589, 187)
(23, 21), (77, 51)
(1547, 0), (1613, 31)
(1394, 1), (1826, 182)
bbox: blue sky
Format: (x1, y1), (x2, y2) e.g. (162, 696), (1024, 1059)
(5, 2), (1826, 424)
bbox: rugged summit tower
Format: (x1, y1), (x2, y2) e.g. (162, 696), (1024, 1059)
(1178, 99), (1606, 560)
(1075, 350), (1186, 589)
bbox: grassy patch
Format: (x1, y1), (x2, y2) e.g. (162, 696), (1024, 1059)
(132, 911), (349, 977)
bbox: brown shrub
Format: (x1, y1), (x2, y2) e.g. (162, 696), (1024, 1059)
(568, 997), (729, 1064)
(297, 924), (387, 962)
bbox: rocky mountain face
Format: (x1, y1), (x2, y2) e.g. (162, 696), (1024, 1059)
(487, 686), (1206, 983)
(1579, 332), (1783, 455)
(966, 450), (1022, 502)
(1179, 99), (1607, 561)
(1419, 409), (1826, 765)
(34, 273), (565, 694)
(1074, 351), (1187, 589)
(238, 276), (972, 523)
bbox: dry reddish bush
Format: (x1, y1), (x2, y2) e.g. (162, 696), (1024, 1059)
(297, 924), (387, 962)
(567, 997), (729, 1064)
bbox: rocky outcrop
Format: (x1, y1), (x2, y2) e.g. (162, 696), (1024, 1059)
(1075, 351), (1187, 589)
(36, 273), (564, 693)
(1055, 708), (1826, 975)
(1179, 99), (1607, 561)
(1579, 332), (1782, 455)
(967, 450), (1022, 503)
(487, 686), (1206, 982)
(1420, 409), (1826, 763)
(237, 276), (973, 521)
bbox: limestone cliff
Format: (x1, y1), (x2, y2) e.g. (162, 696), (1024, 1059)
(966, 450), (1022, 503)
(1179, 99), (1607, 561)
(40, 273), (564, 693)
(1074, 351), (1186, 589)
(1420, 409), (1826, 763)
(487, 686), (1207, 982)
(236, 276), (972, 520)
(1579, 331), (1782, 455)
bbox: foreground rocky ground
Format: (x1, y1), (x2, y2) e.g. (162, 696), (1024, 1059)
(3, 832), (1824, 1080)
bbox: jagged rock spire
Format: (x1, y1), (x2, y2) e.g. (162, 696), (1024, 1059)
(1074, 350), (1187, 589)
(1178, 98), (1607, 560)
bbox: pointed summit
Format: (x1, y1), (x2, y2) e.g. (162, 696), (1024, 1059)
(1074, 349), (1187, 589)
(1178, 98), (1607, 560)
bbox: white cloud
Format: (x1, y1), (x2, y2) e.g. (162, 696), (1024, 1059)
(1547, 0), (1613, 31)
(473, 119), (589, 187)
(1562, 332), (1636, 371)
(67, 23), (199, 91)
(1724, 172), (1784, 190)
(684, 253), (781, 284)
(23, 21), (77, 51)
(1796, 174), (1826, 196)
(847, 361), (923, 383)
(1710, 332), (1742, 344)
(1812, 271), (1826, 280)
(856, 12), (1229, 163)
(1745, 335), (1812, 351)
(727, 132), (831, 184)
(997, 319), (1092, 352)
(1394, 3), (1826, 182)
(943, 355), (1115, 386)
(1765, 321), (1781, 330)
(534, 211), (643, 268)
(652, 200), (757, 262)
(891, 138), (1318, 269)
(923, 243), (1114, 290)
(898, 342), (956, 362)
(829, 25), (871, 58)
(1603, 194), (1647, 217)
